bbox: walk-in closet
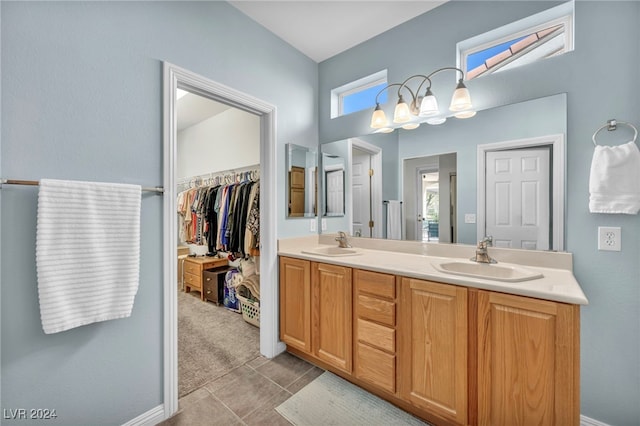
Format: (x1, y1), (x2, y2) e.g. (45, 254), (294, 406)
(175, 89), (261, 398)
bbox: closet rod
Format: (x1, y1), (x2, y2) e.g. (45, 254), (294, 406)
(0, 179), (164, 194)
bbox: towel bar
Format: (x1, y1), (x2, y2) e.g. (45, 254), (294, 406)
(0, 179), (164, 194)
(592, 119), (638, 146)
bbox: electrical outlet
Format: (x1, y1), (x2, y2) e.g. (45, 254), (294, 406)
(464, 214), (476, 224)
(598, 226), (621, 251)
(321, 218), (327, 231)
(309, 219), (316, 232)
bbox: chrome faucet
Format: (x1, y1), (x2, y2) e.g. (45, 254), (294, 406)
(471, 236), (496, 264)
(335, 231), (352, 248)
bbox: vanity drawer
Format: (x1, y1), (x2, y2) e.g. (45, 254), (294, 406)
(354, 269), (395, 299)
(357, 294), (395, 326)
(355, 342), (396, 394)
(357, 318), (395, 353)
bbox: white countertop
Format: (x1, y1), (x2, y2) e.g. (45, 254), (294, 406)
(278, 236), (588, 305)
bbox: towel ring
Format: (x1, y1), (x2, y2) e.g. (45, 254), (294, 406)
(592, 119), (638, 146)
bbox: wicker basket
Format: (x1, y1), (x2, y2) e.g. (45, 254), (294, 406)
(238, 295), (260, 328)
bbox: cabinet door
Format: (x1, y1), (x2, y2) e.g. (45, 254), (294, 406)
(477, 291), (580, 426)
(399, 278), (468, 425)
(279, 257), (311, 353)
(312, 262), (352, 373)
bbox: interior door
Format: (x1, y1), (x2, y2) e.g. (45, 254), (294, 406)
(325, 170), (344, 215)
(485, 148), (551, 250)
(289, 166), (306, 217)
(352, 148), (372, 237)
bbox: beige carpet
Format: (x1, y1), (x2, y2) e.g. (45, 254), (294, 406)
(178, 290), (260, 397)
(276, 372), (430, 425)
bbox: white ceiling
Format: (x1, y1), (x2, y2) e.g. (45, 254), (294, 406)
(228, 1), (447, 63)
(177, 93), (231, 131)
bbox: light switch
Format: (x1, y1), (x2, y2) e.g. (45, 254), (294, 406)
(464, 214), (476, 224)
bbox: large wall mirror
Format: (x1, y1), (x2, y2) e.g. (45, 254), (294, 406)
(319, 93), (567, 251)
(286, 143), (318, 218)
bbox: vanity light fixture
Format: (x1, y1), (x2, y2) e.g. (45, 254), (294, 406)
(370, 67), (475, 132)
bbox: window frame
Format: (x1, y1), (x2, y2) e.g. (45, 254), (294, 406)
(457, 1), (574, 80)
(331, 70), (387, 119)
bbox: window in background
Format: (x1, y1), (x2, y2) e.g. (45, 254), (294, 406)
(331, 70), (387, 118)
(458, 1), (574, 80)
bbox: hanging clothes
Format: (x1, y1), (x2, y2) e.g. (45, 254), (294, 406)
(177, 177), (260, 257)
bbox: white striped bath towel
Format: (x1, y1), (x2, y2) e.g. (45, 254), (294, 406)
(36, 179), (141, 334)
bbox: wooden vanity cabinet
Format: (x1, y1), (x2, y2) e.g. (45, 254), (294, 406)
(353, 269), (397, 394)
(279, 257), (352, 373)
(278, 256), (581, 426)
(279, 257), (311, 353)
(476, 290), (580, 426)
(398, 277), (468, 426)
(312, 262), (352, 373)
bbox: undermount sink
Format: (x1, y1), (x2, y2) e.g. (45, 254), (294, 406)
(301, 246), (361, 257)
(432, 261), (543, 283)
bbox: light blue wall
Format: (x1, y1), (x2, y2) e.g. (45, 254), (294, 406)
(1, 1), (317, 425)
(319, 1), (640, 424)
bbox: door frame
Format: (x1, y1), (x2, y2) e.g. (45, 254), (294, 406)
(348, 138), (382, 238)
(415, 165), (439, 242)
(162, 62), (281, 419)
(476, 134), (565, 251)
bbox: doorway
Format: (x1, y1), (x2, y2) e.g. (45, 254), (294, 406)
(349, 138), (382, 238)
(403, 153), (457, 243)
(175, 88), (261, 399)
(477, 134), (565, 251)
(163, 62), (280, 418)
(417, 170), (440, 242)
(485, 147), (551, 249)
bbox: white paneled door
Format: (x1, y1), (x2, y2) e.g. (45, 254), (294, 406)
(485, 148), (551, 250)
(352, 148), (371, 237)
(326, 169), (344, 215)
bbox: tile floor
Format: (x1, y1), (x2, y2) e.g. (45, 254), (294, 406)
(159, 352), (324, 426)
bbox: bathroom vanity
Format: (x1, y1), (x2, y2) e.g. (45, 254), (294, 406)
(278, 236), (587, 426)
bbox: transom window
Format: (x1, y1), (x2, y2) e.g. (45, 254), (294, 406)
(331, 70), (387, 118)
(458, 1), (574, 80)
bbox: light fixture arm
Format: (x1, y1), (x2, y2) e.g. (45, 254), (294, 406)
(414, 76), (433, 96)
(396, 74), (430, 100)
(374, 82), (403, 106)
(425, 66), (466, 82)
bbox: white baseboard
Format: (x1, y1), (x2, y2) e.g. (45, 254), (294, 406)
(122, 404), (165, 426)
(581, 414), (610, 426)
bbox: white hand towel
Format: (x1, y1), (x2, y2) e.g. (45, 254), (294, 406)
(589, 141), (640, 214)
(36, 179), (141, 334)
(386, 200), (402, 240)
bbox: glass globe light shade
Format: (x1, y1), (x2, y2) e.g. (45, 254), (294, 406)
(449, 79), (472, 112)
(393, 95), (411, 123)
